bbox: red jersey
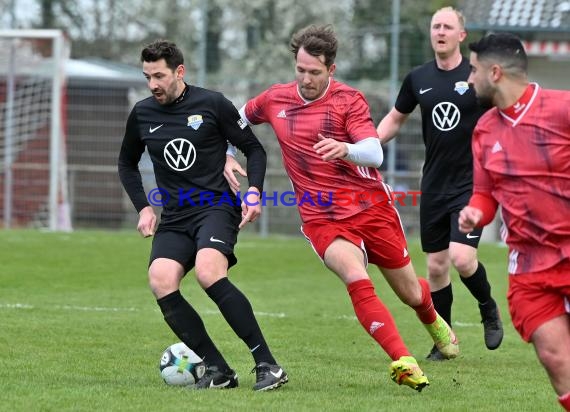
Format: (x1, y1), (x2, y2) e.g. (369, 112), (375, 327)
(243, 79), (386, 223)
(472, 84), (570, 274)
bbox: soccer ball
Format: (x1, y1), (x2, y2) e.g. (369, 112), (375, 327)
(159, 342), (206, 386)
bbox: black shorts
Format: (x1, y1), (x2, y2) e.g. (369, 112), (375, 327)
(149, 207), (241, 274)
(420, 191), (483, 253)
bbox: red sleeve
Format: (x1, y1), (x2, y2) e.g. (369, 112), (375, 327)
(471, 124), (494, 193)
(244, 88), (271, 125)
(469, 122), (498, 227)
(345, 92), (379, 142)
(469, 192), (498, 227)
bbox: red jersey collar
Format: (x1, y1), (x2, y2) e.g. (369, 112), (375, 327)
(499, 83), (539, 125)
(297, 77), (332, 105)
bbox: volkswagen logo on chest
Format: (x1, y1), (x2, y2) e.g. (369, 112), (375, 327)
(432, 102), (461, 131)
(164, 138), (197, 171)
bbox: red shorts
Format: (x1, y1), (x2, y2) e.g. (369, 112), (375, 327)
(301, 201), (411, 269)
(508, 260), (570, 342)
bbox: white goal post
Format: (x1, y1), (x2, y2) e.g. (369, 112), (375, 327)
(0, 29), (71, 231)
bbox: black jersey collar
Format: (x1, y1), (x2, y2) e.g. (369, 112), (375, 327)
(172, 83), (189, 104)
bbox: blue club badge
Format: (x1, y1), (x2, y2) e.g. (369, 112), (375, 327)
(187, 114), (203, 130)
(454, 81), (469, 95)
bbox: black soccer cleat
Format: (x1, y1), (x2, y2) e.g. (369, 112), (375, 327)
(193, 365), (239, 390)
(425, 344), (448, 361)
(480, 300), (504, 350)
(251, 362), (288, 391)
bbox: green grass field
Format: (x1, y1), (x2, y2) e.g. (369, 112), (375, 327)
(0, 230), (556, 411)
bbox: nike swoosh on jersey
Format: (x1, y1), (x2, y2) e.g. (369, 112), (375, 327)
(210, 236), (226, 244)
(466, 233), (479, 239)
(149, 124), (164, 133)
(419, 88), (432, 95)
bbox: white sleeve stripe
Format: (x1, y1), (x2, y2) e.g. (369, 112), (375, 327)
(227, 105), (252, 157)
(238, 105), (253, 125)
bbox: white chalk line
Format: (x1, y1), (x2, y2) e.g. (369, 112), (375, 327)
(0, 303), (480, 325)
(0, 302), (285, 318)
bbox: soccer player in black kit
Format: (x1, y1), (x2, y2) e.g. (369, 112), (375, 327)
(376, 7), (503, 360)
(118, 40), (287, 391)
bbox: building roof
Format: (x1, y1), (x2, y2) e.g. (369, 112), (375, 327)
(0, 54), (145, 88)
(66, 58), (145, 88)
(459, 0), (570, 32)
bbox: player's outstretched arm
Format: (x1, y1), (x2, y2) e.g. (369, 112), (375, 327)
(376, 107), (409, 145)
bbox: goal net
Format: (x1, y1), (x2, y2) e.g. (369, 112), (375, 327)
(0, 29), (71, 231)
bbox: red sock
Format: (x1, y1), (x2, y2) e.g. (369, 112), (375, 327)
(559, 392), (570, 411)
(412, 277), (437, 324)
(347, 279), (410, 360)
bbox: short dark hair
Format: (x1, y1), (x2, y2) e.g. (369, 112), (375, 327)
(140, 40), (184, 71)
(468, 33), (528, 74)
(290, 24), (337, 68)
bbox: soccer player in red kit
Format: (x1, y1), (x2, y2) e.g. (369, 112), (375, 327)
(226, 24), (458, 392)
(459, 33), (570, 410)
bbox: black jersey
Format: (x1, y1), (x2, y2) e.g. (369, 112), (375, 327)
(118, 84), (266, 223)
(395, 57), (486, 195)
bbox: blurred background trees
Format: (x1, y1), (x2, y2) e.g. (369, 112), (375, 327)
(3, 0), (456, 85)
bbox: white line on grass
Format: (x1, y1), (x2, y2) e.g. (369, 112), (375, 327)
(0, 303), (34, 309)
(192, 309), (286, 318)
(0, 302), (286, 318)
(56, 305), (139, 312)
(0, 302), (478, 325)
(0, 302), (138, 312)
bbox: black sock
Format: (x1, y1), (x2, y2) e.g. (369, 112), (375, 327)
(460, 262), (494, 306)
(431, 283), (453, 327)
(206, 277), (276, 365)
(157, 290), (229, 371)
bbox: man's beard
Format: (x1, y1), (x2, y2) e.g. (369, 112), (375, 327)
(476, 94), (494, 110)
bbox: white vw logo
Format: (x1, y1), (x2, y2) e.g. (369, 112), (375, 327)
(164, 138), (196, 171)
(432, 102), (460, 131)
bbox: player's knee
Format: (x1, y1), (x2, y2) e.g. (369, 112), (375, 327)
(148, 264), (181, 297)
(427, 260), (449, 278)
(194, 249), (228, 288)
(148, 275), (178, 298)
(451, 254), (477, 275)
(194, 264), (226, 289)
